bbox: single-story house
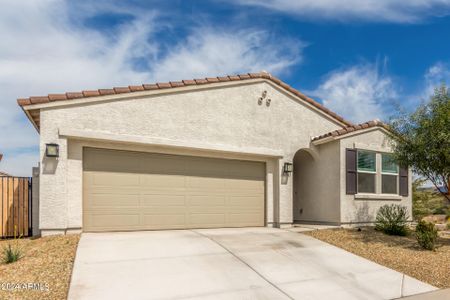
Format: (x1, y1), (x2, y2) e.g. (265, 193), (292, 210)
(18, 72), (411, 236)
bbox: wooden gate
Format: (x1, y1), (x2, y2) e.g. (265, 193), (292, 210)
(0, 177), (31, 238)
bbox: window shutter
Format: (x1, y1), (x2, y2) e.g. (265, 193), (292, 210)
(399, 166), (408, 196)
(346, 149), (357, 195)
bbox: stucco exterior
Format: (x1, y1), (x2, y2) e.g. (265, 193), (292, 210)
(293, 141), (341, 224)
(21, 77), (411, 234)
(338, 128), (413, 224)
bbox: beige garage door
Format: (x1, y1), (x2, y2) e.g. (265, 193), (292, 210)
(83, 148), (265, 232)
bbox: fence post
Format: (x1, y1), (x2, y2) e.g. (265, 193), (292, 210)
(32, 167), (40, 237)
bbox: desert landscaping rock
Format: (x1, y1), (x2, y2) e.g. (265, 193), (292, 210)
(0, 235), (80, 300)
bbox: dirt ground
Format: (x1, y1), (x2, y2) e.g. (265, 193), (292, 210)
(0, 234), (80, 300)
(305, 227), (450, 289)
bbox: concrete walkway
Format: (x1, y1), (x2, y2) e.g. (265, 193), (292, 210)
(68, 228), (436, 300)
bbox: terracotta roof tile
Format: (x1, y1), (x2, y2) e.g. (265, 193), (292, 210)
(17, 72), (354, 131)
(182, 80), (196, 85)
(312, 120), (388, 142)
(217, 76), (230, 82)
(113, 87), (131, 94)
(143, 84), (158, 90)
(82, 90), (100, 97)
(129, 85), (145, 92)
(17, 98), (31, 106)
(30, 96), (49, 104)
(169, 81), (184, 88)
(48, 94), (67, 101)
(238, 74), (251, 80)
(194, 79), (208, 84)
(206, 77), (220, 83)
(156, 83), (171, 89)
(99, 89), (115, 96)
(66, 92), (84, 99)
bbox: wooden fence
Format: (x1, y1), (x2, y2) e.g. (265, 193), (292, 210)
(0, 177), (31, 238)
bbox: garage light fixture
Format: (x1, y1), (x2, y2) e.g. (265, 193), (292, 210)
(45, 143), (59, 158)
(283, 162), (293, 174)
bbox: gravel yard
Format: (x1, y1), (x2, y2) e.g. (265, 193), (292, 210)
(0, 234), (80, 300)
(305, 227), (450, 289)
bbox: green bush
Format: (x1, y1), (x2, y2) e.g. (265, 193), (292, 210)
(2, 226), (23, 264)
(375, 204), (408, 236)
(416, 220), (438, 250)
(2, 243), (23, 264)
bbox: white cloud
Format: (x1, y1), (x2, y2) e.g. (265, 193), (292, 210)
(230, 0), (450, 23)
(424, 62), (450, 96)
(311, 63), (397, 124)
(0, 0), (303, 176)
(151, 30), (302, 82)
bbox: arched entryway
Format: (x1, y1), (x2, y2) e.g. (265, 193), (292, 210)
(292, 148), (316, 222)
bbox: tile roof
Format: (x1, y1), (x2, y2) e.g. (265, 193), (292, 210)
(312, 119), (389, 142)
(17, 72), (354, 130)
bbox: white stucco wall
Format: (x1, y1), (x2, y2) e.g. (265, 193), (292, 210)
(293, 141), (341, 224)
(37, 80), (344, 232)
(338, 129), (413, 224)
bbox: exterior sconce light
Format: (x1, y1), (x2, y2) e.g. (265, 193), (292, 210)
(283, 162), (293, 174)
(45, 143), (59, 158)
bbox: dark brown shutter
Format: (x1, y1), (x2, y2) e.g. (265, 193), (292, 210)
(346, 149), (357, 194)
(399, 166), (408, 196)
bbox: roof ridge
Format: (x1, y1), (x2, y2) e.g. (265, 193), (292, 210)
(17, 72), (354, 128)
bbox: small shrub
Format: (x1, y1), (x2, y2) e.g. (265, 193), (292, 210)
(416, 220), (438, 250)
(2, 226), (23, 264)
(2, 243), (23, 264)
(375, 204), (408, 236)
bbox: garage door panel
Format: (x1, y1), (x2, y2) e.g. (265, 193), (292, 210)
(87, 172), (140, 187)
(226, 178), (265, 191)
(83, 148), (265, 231)
(142, 214), (186, 227)
(228, 213), (262, 225)
(189, 213), (226, 225)
(85, 213), (140, 228)
(187, 195), (227, 206)
(140, 174), (186, 188)
(141, 194), (186, 206)
(229, 196), (264, 208)
(88, 194), (140, 207)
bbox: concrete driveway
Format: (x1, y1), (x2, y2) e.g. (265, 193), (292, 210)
(68, 228), (436, 300)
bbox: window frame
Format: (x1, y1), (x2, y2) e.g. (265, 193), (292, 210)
(381, 153), (399, 194)
(355, 150), (400, 196)
(357, 150), (377, 194)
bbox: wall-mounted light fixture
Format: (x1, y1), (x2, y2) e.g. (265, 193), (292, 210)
(45, 143), (59, 158)
(283, 162), (293, 174)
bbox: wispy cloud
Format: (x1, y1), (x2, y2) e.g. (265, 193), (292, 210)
(311, 62), (398, 123)
(424, 62), (450, 96)
(228, 0), (450, 23)
(150, 29), (302, 82)
(0, 0), (303, 176)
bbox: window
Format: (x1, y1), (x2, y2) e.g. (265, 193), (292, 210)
(357, 151), (376, 193)
(381, 154), (398, 194)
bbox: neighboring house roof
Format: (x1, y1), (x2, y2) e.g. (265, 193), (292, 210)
(0, 171), (10, 177)
(312, 119), (390, 143)
(17, 72), (354, 131)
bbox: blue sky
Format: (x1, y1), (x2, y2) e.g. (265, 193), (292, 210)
(1, 0), (450, 176)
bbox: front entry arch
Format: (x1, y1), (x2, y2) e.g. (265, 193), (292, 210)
(292, 148), (315, 222)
